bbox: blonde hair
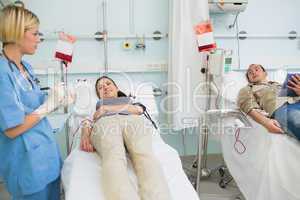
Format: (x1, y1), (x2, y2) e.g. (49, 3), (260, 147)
(0, 5), (39, 44)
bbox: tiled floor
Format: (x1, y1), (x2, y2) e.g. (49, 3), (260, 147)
(180, 154), (244, 200)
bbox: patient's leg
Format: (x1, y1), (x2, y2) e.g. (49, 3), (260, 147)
(91, 115), (140, 200)
(122, 115), (171, 200)
(273, 102), (300, 140)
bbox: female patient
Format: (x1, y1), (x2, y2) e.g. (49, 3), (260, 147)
(80, 76), (171, 200)
(238, 64), (300, 140)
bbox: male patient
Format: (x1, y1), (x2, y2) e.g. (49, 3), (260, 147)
(237, 64), (300, 140)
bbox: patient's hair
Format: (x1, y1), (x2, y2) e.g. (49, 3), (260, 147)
(245, 64), (266, 82)
(95, 76), (127, 99)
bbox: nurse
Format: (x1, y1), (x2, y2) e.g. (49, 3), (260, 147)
(0, 5), (71, 200)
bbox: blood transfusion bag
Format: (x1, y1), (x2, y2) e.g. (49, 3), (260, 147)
(55, 32), (76, 63)
(194, 21), (216, 52)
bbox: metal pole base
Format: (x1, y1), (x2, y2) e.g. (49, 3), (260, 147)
(201, 168), (211, 178)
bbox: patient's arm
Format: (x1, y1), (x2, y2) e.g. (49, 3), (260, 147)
(106, 104), (143, 114)
(248, 110), (284, 134)
(80, 120), (95, 152)
(93, 104), (143, 120)
(237, 86), (261, 114)
(238, 86), (283, 134)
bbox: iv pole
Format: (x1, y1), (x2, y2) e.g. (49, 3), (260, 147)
(60, 61), (68, 113)
(201, 55), (213, 177)
(196, 54), (212, 193)
(60, 60), (71, 155)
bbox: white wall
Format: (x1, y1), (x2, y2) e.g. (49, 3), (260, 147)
(25, 0), (300, 72)
(24, 0), (169, 73)
(212, 0), (300, 69)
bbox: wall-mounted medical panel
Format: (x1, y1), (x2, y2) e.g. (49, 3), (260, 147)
(208, 0), (248, 13)
(22, 0), (169, 73)
(211, 0), (300, 69)
(26, 0), (100, 34)
(236, 0), (300, 69)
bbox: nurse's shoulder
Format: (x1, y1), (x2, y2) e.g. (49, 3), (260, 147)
(0, 56), (12, 75)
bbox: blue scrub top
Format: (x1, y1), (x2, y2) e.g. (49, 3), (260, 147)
(0, 57), (62, 196)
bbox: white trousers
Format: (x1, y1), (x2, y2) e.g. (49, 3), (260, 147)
(91, 115), (171, 200)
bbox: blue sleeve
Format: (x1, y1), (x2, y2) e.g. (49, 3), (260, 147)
(0, 74), (25, 132)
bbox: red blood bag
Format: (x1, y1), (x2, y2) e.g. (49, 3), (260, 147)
(55, 32), (76, 64)
(194, 21), (217, 52)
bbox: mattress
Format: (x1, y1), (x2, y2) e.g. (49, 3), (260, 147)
(61, 129), (200, 200)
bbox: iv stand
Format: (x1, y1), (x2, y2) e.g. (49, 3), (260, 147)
(196, 54), (213, 193)
(60, 61), (68, 113)
(60, 60), (71, 155)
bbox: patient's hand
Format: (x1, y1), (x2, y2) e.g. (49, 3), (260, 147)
(93, 105), (107, 121)
(80, 134), (95, 152)
(263, 119), (284, 134)
(288, 74), (300, 96)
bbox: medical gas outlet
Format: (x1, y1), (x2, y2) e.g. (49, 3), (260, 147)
(122, 40), (132, 50)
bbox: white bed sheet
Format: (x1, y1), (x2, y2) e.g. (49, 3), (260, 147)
(221, 117), (300, 200)
(216, 71), (300, 200)
(205, 72), (300, 200)
(61, 128), (199, 200)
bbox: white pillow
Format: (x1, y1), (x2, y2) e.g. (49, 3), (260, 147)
(72, 80), (159, 118)
(221, 71), (248, 105)
(133, 84), (159, 117)
(73, 80), (98, 117)
(273, 69), (287, 84)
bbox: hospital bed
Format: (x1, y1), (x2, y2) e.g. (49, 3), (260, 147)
(207, 71), (300, 200)
(61, 80), (199, 200)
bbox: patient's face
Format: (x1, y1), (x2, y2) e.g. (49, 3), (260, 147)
(247, 64), (267, 83)
(96, 78), (118, 99)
